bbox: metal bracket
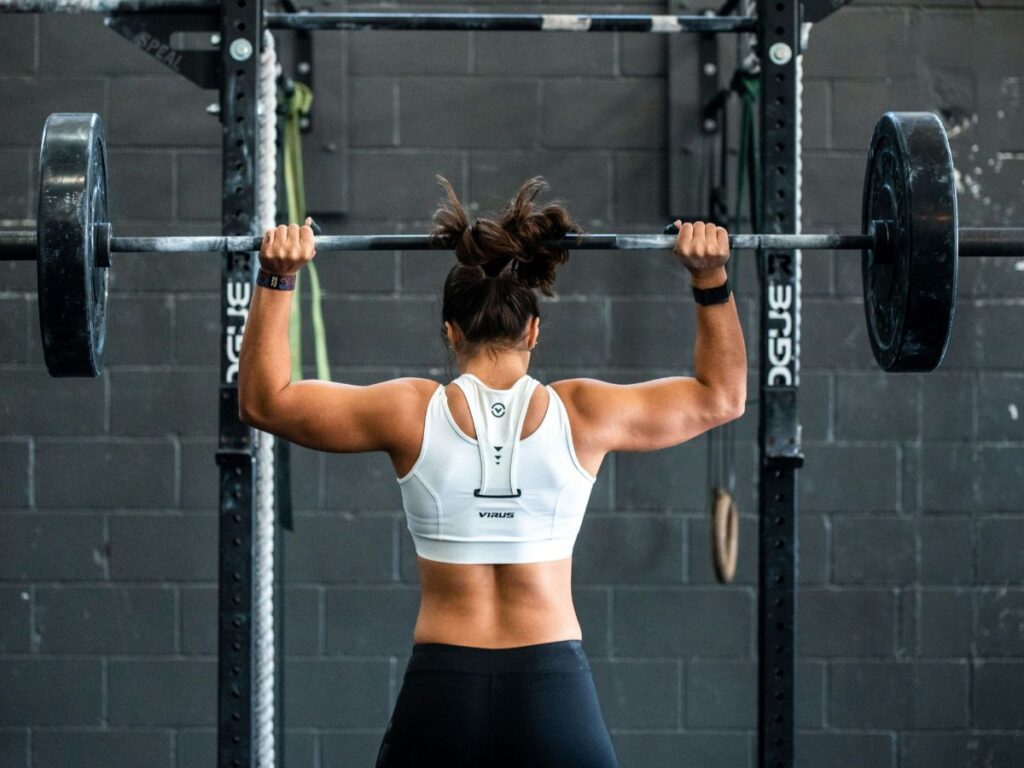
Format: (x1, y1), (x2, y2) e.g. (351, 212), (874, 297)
(294, 32), (314, 132)
(698, 28), (720, 134)
(105, 11), (220, 89)
(757, 0), (801, 762)
(276, 0), (314, 132)
(801, 0), (851, 24)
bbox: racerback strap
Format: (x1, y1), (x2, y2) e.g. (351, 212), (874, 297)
(453, 373), (540, 498)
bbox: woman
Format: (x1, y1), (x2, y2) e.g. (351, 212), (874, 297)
(238, 178), (746, 768)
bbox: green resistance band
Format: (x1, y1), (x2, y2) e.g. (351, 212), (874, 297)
(283, 81), (331, 383)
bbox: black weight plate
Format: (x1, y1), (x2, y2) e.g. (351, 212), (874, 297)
(37, 113), (109, 377)
(861, 112), (957, 372)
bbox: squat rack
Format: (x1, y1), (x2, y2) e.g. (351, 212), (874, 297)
(0, 0), (839, 765)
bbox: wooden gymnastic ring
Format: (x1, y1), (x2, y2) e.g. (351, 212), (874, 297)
(711, 487), (738, 584)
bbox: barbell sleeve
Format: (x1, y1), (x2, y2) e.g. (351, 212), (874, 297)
(958, 228), (1024, 256)
(0, 231), (36, 260)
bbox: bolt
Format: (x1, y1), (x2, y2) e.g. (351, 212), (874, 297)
(703, 62), (717, 77)
(297, 61), (311, 75)
(703, 118), (718, 132)
(210, 33), (221, 46)
(229, 38), (253, 62)
(768, 42), (792, 66)
(299, 117), (310, 130)
(206, 102), (221, 115)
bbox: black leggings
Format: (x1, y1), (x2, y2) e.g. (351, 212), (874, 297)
(374, 639), (619, 768)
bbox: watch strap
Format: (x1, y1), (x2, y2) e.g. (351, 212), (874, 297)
(691, 279), (731, 306)
(256, 268), (297, 291)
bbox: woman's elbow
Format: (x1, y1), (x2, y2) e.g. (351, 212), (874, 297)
(238, 402), (261, 429)
(714, 388), (746, 425)
(237, 372), (275, 428)
(238, 394), (273, 430)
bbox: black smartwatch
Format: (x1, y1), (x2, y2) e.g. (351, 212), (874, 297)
(691, 279), (731, 306)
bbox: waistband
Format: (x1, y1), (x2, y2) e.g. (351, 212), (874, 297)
(406, 639), (590, 675)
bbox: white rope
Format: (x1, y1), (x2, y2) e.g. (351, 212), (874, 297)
(795, 35), (804, 387)
(253, 28), (278, 768)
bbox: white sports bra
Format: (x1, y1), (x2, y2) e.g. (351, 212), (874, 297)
(397, 373), (597, 564)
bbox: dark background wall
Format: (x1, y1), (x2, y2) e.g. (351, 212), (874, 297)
(1, 2), (1023, 767)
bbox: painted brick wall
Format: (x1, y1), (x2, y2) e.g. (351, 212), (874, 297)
(1, 2), (1022, 767)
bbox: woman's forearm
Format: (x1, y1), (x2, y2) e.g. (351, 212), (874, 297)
(238, 284), (295, 422)
(691, 266), (747, 411)
(239, 221), (317, 423)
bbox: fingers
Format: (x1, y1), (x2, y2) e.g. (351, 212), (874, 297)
(299, 216), (316, 252)
(675, 220), (730, 252)
(692, 221), (706, 244)
(275, 224), (289, 255)
(270, 224), (301, 257)
(676, 220), (693, 247)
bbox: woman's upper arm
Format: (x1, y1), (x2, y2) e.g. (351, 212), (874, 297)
(242, 377), (429, 454)
(554, 376), (742, 454)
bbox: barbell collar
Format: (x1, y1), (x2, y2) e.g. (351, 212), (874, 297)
(95, 222), (112, 268)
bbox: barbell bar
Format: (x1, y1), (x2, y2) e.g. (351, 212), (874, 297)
(4, 227), (1022, 259)
(1, 111), (1023, 378)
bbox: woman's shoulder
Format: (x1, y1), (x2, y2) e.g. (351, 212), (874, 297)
(392, 377), (445, 400)
(358, 378), (442, 420)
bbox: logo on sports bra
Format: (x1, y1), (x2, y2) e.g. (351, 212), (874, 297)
(479, 511), (515, 518)
(490, 402), (506, 417)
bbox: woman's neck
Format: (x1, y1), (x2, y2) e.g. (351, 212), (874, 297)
(458, 353), (531, 388)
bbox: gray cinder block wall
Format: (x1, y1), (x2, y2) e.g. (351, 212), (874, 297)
(1, 2), (1023, 767)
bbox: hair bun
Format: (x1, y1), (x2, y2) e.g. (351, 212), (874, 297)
(430, 175), (579, 297)
(497, 177), (578, 296)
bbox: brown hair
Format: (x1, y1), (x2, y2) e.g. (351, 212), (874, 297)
(432, 176), (579, 361)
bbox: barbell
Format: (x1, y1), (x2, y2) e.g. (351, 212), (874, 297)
(0, 111), (1022, 377)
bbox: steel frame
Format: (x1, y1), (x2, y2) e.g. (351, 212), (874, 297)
(4, 0), (832, 764)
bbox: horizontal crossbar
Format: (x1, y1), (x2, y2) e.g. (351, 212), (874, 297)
(263, 12), (757, 33)
(0, 1), (756, 32)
